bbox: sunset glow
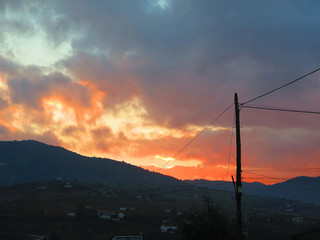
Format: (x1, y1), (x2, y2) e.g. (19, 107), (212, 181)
(0, 0), (319, 184)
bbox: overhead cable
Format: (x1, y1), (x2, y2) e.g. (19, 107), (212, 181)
(223, 113), (235, 206)
(244, 167), (320, 173)
(155, 102), (234, 173)
(243, 105), (320, 115)
(242, 67), (320, 105)
(243, 171), (320, 186)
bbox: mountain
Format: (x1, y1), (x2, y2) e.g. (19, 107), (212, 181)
(186, 177), (320, 205)
(0, 140), (183, 187)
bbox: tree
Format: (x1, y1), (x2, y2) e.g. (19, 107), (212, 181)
(49, 231), (61, 240)
(182, 196), (236, 240)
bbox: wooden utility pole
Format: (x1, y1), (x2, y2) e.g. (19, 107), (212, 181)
(234, 93), (242, 240)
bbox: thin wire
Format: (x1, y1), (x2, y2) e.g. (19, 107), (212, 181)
(243, 171), (320, 186)
(242, 67), (320, 106)
(243, 177), (320, 182)
(244, 167), (320, 172)
(243, 105), (320, 115)
(243, 171), (288, 181)
(154, 102), (234, 173)
(223, 113), (235, 206)
(226, 115), (235, 182)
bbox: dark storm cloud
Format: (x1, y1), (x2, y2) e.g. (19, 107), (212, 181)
(56, 1), (320, 70)
(46, 0), (320, 127)
(3, 0), (320, 84)
(1, 0), (320, 129)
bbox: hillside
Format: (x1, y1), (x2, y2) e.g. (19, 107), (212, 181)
(1, 140), (319, 205)
(186, 177), (320, 205)
(0, 140), (182, 187)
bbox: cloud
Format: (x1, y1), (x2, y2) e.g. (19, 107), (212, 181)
(59, 0), (320, 129)
(0, 0), (319, 182)
(7, 72), (91, 114)
(64, 52), (142, 108)
(242, 127), (320, 168)
(0, 56), (19, 75)
(0, 98), (8, 110)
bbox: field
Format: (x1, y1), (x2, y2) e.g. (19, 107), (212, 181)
(0, 180), (319, 240)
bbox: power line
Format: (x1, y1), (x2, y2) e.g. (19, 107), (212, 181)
(243, 171), (295, 182)
(146, 68), (320, 186)
(241, 178), (319, 184)
(242, 67), (320, 106)
(238, 66), (320, 188)
(225, 114), (235, 182)
(243, 105), (320, 115)
(244, 167), (320, 173)
(154, 102), (234, 173)
(223, 113), (235, 206)
(243, 177), (320, 182)
(243, 171), (320, 186)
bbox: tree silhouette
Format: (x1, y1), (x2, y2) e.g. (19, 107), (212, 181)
(182, 196), (236, 240)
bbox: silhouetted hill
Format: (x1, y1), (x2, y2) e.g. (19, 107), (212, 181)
(0, 140), (183, 187)
(186, 177), (320, 205)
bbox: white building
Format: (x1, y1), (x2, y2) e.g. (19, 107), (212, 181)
(160, 225), (178, 233)
(292, 216), (304, 224)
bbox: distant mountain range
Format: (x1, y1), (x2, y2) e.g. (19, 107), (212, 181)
(1, 140), (319, 205)
(0, 140), (182, 187)
(186, 177), (320, 205)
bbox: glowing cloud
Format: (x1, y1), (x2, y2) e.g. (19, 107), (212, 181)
(43, 98), (76, 125)
(155, 155), (175, 162)
(0, 0), (319, 184)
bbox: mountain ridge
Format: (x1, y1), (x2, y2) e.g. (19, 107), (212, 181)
(0, 140), (183, 187)
(185, 176), (320, 205)
(1, 140), (319, 205)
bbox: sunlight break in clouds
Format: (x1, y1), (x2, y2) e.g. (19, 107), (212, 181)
(0, 5), (74, 68)
(0, 31), (72, 67)
(155, 155), (175, 162)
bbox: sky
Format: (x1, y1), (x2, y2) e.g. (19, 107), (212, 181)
(0, 0), (319, 184)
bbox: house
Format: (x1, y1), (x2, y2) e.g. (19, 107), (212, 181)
(28, 234), (48, 240)
(67, 212), (75, 217)
(111, 235), (143, 240)
(97, 210), (113, 220)
(292, 216), (304, 224)
(65, 182), (72, 188)
(97, 210), (125, 221)
(160, 225), (178, 233)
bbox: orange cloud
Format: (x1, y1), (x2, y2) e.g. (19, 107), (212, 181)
(0, 49), (319, 186)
